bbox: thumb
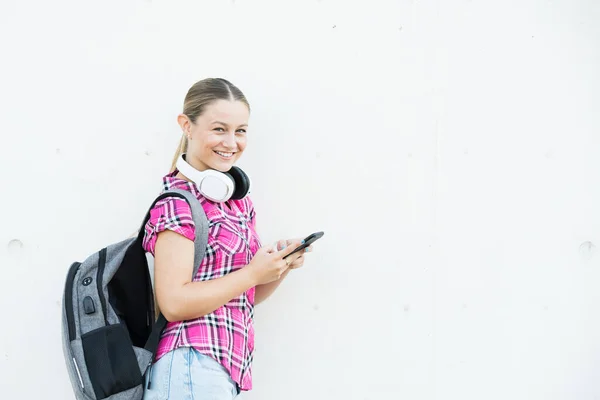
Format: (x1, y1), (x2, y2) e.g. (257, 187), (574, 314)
(262, 244), (275, 254)
(278, 240), (303, 258)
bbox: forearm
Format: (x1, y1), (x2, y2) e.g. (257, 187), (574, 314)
(254, 269), (290, 305)
(159, 267), (256, 322)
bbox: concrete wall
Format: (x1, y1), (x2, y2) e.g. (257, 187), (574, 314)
(1, 0), (599, 399)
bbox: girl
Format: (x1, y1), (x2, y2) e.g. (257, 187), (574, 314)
(142, 78), (312, 399)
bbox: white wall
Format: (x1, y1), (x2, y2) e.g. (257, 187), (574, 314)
(1, 0), (599, 399)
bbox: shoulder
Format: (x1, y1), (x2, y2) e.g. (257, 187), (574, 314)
(151, 195), (195, 222)
(142, 194), (197, 254)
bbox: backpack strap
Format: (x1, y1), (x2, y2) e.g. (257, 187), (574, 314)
(142, 188), (209, 353)
(162, 188), (210, 277)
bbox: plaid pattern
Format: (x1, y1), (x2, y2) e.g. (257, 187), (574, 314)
(142, 170), (261, 391)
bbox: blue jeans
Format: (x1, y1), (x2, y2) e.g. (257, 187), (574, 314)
(143, 347), (242, 400)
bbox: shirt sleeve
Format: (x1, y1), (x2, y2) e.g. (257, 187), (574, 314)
(142, 196), (196, 256)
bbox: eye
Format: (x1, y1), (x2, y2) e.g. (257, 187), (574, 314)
(236, 129), (247, 134)
(214, 127), (225, 132)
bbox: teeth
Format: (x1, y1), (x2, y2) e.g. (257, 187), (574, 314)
(215, 151), (233, 158)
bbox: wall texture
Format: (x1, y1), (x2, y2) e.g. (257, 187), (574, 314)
(1, 0), (599, 399)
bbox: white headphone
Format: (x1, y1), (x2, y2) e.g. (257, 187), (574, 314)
(175, 153), (252, 203)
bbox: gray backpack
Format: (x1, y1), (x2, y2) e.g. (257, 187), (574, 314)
(61, 188), (209, 400)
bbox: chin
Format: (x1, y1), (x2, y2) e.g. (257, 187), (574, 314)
(211, 161), (235, 172)
(213, 157), (240, 171)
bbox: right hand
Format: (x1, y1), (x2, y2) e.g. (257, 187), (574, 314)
(247, 240), (303, 285)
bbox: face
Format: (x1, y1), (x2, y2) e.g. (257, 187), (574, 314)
(179, 99), (250, 172)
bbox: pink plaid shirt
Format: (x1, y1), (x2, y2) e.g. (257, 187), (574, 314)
(142, 170), (261, 391)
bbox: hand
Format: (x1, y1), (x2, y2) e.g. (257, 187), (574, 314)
(275, 239), (313, 270)
(247, 240), (303, 285)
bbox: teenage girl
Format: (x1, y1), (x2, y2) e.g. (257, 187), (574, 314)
(141, 78), (313, 399)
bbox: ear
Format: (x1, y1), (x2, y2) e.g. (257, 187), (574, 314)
(177, 114), (192, 137)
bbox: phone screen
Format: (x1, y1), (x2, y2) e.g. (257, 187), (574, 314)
(283, 231), (324, 259)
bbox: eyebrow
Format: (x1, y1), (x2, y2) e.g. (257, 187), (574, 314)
(212, 121), (248, 128)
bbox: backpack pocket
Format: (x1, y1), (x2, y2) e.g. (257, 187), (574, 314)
(81, 324), (143, 399)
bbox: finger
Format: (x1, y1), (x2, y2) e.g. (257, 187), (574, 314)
(285, 238), (301, 247)
(276, 239), (298, 252)
(281, 261), (290, 274)
(286, 256), (302, 266)
(263, 244), (275, 254)
(278, 240), (303, 258)
(279, 258), (289, 270)
(290, 255), (304, 269)
(283, 259), (293, 271)
(286, 250), (304, 264)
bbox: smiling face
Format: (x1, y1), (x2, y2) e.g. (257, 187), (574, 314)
(178, 99), (250, 172)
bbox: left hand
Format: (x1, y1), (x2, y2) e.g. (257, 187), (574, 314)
(274, 239), (313, 270)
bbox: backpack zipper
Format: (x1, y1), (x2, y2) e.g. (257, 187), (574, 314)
(97, 248), (108, 325)
(65, 261), (82, 341)
(72, 357), (85, 389)
(146, 252), (156, 389)
(146, 361), (153, 389)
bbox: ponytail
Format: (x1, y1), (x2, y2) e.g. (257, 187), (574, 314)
(170, 134), (188, 173)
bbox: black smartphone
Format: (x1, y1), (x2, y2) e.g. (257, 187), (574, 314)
(283, 231), (324, 259)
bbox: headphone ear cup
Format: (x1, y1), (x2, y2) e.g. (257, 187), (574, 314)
(227, 166), (251, 200)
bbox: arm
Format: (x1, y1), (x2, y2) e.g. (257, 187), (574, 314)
(254, 269), (291, 305)
(154, 230), (303, 321)
(154, 230), (257, 322)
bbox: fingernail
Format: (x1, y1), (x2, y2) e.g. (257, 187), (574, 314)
(301, 240), (305, 244)
(304, 248), (309, 253)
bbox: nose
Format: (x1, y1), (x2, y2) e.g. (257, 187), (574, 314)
(221, 132), (236, 149)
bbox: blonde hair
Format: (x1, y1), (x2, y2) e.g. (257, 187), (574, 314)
(170, 78), (250, 172)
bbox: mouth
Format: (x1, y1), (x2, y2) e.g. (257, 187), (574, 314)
(214, 150), (236, 159)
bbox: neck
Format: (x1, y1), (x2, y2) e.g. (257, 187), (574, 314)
(185, 154), (210, 172)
